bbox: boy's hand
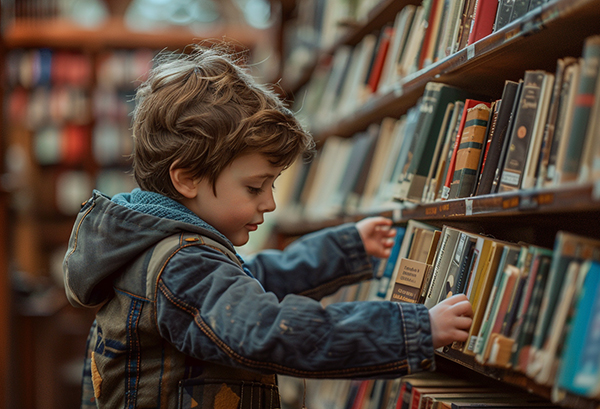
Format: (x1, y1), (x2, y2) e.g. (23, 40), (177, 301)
(429, 294), (473, 349)
(356, 217), (397, 258)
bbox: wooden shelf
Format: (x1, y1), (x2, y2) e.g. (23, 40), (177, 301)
(312, 0), (600, 141)
(3, 17), (269, 50)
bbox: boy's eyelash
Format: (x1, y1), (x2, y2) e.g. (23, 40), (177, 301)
(248, 186), (264, 195)
(247, 183), (276, 195)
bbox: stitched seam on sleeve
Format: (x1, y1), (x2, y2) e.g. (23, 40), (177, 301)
(158, 280), (408, 378)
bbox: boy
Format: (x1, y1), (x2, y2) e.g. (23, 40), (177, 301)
(63, 46), (473, 409)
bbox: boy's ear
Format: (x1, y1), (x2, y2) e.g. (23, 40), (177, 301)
(170, 165), (198, 199)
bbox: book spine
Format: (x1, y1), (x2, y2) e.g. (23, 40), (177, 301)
(498, 71), (545, 192)
(448, 103), (491, 198)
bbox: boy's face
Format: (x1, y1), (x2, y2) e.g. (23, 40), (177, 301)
(186, 153), (284, 246)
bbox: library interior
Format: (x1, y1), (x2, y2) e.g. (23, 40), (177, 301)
(1, 0), (600, 408)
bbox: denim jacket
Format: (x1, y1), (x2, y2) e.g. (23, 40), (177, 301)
(63, 189), (434, 408)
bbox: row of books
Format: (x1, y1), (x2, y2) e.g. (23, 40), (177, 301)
(6, 48), (93, 88)
(31, 120), (133, 167)
(294, 0), (555, 129)
(282, 0), (389, 74)
(283, 33), (600, 219)
(298, 221), (600, 408)
(6, 48), (154, 89)
(384, 220), (600, 401)
(306, 371), (561, 409)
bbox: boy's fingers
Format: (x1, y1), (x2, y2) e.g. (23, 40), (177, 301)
(452, 299), (474, 317)
(455, 316), (473, 329)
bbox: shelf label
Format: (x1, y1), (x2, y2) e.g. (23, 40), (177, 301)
(465, 199), (473, 215)
(467, 44), (475, 60)
(536, 192), (554, 206)
(392, 208), (402, 222)
(502, 196), (519, 210)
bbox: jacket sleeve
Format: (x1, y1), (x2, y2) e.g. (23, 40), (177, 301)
(155, 245), (435, 379)
(243, 223), (374, 300)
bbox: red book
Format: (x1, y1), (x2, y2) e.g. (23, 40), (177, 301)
(467, 0), (499, 45)
(417, 0), (442, 70)
(367, 27), (394, 94)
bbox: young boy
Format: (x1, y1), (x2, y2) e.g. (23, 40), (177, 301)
(63, 46), (473, 409)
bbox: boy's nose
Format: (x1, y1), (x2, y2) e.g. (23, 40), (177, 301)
(259, 190), (276, 213)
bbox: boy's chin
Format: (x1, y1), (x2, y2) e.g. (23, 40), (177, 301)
(229, 233), (250, 247)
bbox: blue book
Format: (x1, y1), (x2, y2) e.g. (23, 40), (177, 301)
(556, 260), (600, 397)
(376, 227), (406, 299)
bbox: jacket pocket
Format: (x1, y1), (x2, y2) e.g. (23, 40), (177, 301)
(178, 378), (281, 409)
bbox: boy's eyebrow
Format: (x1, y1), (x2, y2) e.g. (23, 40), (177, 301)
(246, 172), (282, 180)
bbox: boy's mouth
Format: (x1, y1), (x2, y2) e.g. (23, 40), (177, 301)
(246, 223), (259, 231)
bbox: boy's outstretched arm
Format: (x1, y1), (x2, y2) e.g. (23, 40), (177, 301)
(356, 216), (397, 258)
(428, 294), (473, 348)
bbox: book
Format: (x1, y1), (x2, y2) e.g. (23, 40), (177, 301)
(391, 257), (431, 303)
(417, 0), (445, 70)
(558, 35), (600, 183)
(490, 80), (524, 193)
(441, 99), (483, 199)
(498, 71), (553, 192)
(508, 0), (530, 23)
(400, 83), (470, 202)
(379, 6), (417, 93)
(454, 0), (478, 52)
(448, 102), (492, 199)
(360, 117), (399, 211)
(520, 71), (555, 189)
(474, 249), (521, 364)
(421, 101), (456, 203)
(534, 57), (577, 188)
(462, 241), (506, 355)
(545, 59), (581, 186)
(555, 260), (600, 398)
(471, 100), (498, 196)
(366, 26), (394, 96)
(466, 0), (499, 45)
(396, 372), (477, 409)
(437, 232), (478, 303)
(533, 260), (583, 385)
(385, 220), (437, 300)
(434, 0), (465, 61)
(435, 101), (465, 201)
(393, 106), (422, 199)
(423, 226), (463, 309)
(376, 227), (407, 299)
(493, 0), (515, 31)
(398, 6), (427, 78)
(479, 264), (520, 365)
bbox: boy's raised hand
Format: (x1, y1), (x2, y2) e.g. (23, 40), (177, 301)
(428, 294), (473, 349)
(356, 217), (397, 259)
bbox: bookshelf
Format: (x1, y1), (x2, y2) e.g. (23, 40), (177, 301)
(1, 7), (278, 408)
(274, 0), (600, 407)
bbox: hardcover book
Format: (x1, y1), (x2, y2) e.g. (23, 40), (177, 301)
(448, 102), (492, 198)
(498, 71), (552, 192)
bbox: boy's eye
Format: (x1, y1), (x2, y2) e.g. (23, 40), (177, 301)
(247, 186), (264, 195)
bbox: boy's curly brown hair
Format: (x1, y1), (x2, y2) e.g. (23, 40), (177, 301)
(131, 44), (315, 199)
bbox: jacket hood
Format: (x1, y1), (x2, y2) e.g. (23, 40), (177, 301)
(63, 189), (235, 308)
